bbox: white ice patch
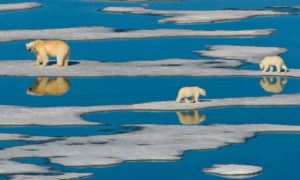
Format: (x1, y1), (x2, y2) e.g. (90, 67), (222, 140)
(0, 133), (53, 141)
(102, 7), (289, 24)
(0, 105), (99, 126)
(0, 59), (242, 77)
(197, 45), (287, 64)
(0, 27), (274, 42)
(0, 57), (299, 78)
(0, 161), (50, 174)
(10, 172), (93, 180)
(0, 124), (299, 168)
(203, 164), (263, 178)
(0, 2), (42, 12)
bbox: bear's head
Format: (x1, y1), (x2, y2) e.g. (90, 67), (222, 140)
(25, 40), (43, 52)
(198, 88), (207, 96)
(259, 63), (264, 70)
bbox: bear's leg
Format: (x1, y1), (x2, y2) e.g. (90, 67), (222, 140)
(63, 53), (69, 67)
(176, 96), (181, 103)
(269, 66), (274, 72)
(194, 93), (200, 103)
(282, 65), (288, 72)
(41, 55), (49, 67)
(190, 96), (195, 103)
(35, 55), (42, 66)
(276, 65), (281, 73)
(56, 56), (64, 67)
(63, 57), (68, 67)
(263, 65), (269, 72)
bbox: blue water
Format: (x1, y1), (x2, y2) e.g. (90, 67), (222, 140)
(0, 0), (300, 179)
(1, 76), (299, 107)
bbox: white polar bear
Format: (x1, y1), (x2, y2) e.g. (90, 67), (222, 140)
(26, 40), (70, 67)
(176, 86), (206, 103)
(259, 56), (288, 73)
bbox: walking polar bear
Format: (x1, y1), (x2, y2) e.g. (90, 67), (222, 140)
(26, 40), (70, 67)
(176, 87), (206, 103)
(259, 56), (288, 73)
(27, 77), (70, 96)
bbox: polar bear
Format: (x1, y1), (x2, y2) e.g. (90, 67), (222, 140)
(260, 76), (287, 94)
(26, 40), (70, 67)
(176, 86), (206, 103)
(176, 111), (206, 125)
(27, 77), (70, 96)
(259, 56), (288, 73)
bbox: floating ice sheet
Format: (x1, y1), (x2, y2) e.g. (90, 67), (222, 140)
(10, 172), (93, 180)
(102, 7), (289, 24)
(0, 133), (53, 141)
(0, 161), (49, 175)
(0, 27), (274, 42)
(0, 58), (299, 78)
(203, 164), (263, 178)
(0, 124), (300, 168)
(197, 45), (287, 64)
(0, 2), (41, 12)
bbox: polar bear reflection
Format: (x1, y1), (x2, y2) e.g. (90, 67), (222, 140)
(176, 111), (206, 125)
(27, 77), (70, 96)
(259, 76), (287, 94)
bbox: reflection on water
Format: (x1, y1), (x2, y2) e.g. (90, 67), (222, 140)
(176, 111), (206, 125)
(259, 76), (288, 94)
(27, 77), (70, 96)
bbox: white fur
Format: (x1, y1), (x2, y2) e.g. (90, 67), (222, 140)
(176, 87), (206, 103)
(260, 56), (288, 73)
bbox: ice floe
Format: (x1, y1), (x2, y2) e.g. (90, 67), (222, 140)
(1, 59), (299, 78)
(10, 172), (93, 180)
(0, 133), (53, 141)
(0, 161), (50, 175)
(203, 164), (262, 178)
(102, 7), (289, 24)
(1, 93), (300, 126)
(197, 45), (287, 64)
(0, 2), (42, 12)
(0, 124), (300, 168)
(0, 105), (99, 126)
(0, 27), (274, 42)
(0, 59), (242, 77)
